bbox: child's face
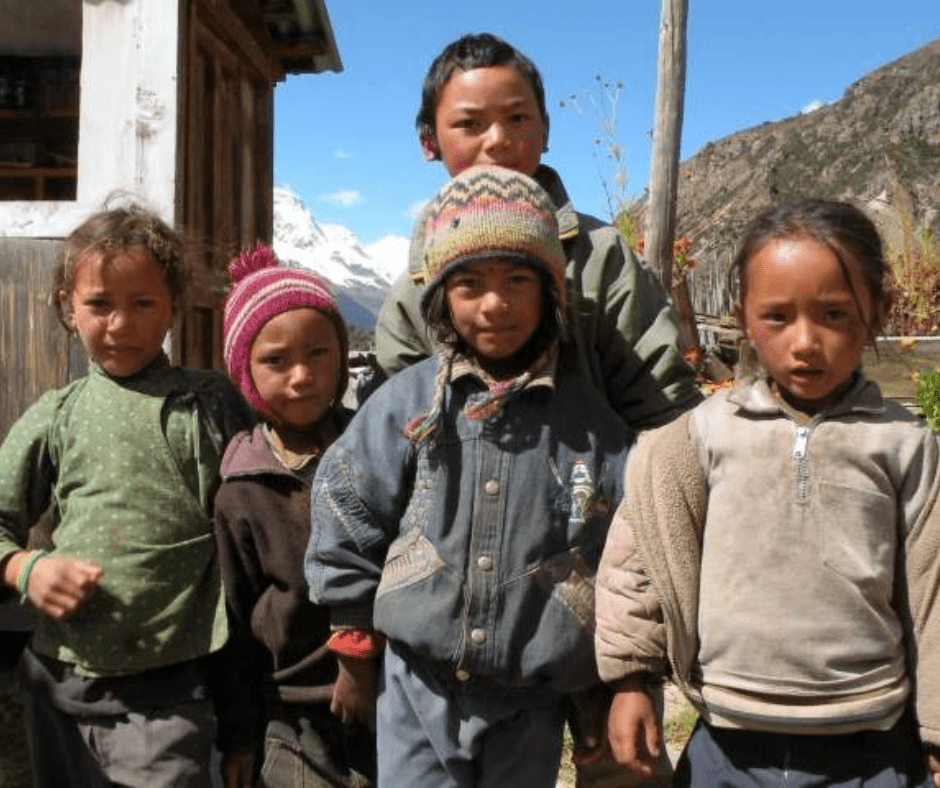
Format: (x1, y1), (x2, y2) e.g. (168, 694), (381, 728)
(249, 307), (342, 439)
(431, 65), (546, 178)
(444, 259), (543, 375)
(63, 248), (174, 378)
(737, 236), (878, 411)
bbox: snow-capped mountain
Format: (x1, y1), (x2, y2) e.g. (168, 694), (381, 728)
(273, 186), (409, 327)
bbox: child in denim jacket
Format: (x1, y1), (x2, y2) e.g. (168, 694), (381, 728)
(306, 165), (631, 787)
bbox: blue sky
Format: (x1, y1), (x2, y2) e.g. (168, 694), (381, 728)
(273, 0), (940, 246)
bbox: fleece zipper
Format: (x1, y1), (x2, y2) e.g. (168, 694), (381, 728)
(793, 424), (811, 501)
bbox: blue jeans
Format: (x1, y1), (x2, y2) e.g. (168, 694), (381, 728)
(377, 643), (566, 788)
(674, 713), (932, 788)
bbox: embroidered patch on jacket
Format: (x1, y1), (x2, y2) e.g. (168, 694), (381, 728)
(569, 459), (597, 524)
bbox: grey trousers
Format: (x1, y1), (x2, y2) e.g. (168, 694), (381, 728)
(21, 668), (215, 788)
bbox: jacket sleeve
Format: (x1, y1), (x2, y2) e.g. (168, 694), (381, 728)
(901, 429), (940, 748)
(595, 411), (707, 687)
(595, 458), (669, 684)
(374, 270), (434, 378)
(568, 221), (702, 431)
(305, 391), (415, 630)
(0, 390), (60, 593)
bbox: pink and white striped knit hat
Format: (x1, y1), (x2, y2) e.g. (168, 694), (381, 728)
(223, 243), (348, 413)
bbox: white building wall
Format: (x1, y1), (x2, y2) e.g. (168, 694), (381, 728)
(0, 0), (180, 237)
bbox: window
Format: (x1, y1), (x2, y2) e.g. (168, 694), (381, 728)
(0, 2), (81, 201)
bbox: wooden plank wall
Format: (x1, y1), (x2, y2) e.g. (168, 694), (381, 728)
(0, 238), (85, 441)
(176, 0), (274, 371)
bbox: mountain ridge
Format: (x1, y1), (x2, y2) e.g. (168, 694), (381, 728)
(640, 36), (940, 316)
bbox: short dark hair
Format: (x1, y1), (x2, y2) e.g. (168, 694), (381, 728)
(416, 32), (549, 159)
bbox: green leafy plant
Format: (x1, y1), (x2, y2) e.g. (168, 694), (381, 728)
(914, 368), (940, 433)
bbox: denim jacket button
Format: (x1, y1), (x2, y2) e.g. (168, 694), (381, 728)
(477, 555), (493, 571)
(470, 628), (487, 645)
(455, 669), (471, 682)
(484, 479), (499, 495)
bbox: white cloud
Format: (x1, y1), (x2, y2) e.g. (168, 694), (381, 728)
(333, 149), (352, 159)
(801, 99), (825, 114)
(321, 190), (363, 207)
(407, 199), (429, 220)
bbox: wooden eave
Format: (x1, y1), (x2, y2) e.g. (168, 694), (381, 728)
(255, 0), (342, 78)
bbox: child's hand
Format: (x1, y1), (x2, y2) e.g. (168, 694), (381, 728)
(926, 748), (940, 788)
(27, 555), (102, 620)
(607, 685), (662, 778)
(221, 751), (254, 788)
(331, 654), (377, 731)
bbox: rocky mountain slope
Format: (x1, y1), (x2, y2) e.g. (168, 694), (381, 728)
(653, 36), (940, 316)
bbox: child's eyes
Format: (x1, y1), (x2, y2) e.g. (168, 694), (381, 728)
(509, 272), (538, 286)
(82, 297), (111, 312)
(453, 117), (479, 131)
(759, 311), (786, 324)
(450, 276), (480, 291)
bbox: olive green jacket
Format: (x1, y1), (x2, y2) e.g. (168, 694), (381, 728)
(374, 165), (702, 431)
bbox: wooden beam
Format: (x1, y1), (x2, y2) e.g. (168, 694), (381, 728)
(645, 0), (688, 292)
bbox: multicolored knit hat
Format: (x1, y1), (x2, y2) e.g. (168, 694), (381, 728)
(223, 243), (348, 414)
(413, 165), (567, 315)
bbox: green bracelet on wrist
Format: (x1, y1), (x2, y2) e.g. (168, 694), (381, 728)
(16, 550), (47, 598)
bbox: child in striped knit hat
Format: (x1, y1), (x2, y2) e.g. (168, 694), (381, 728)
(213, 244), (375, 788)
(305, 165), (632, 787)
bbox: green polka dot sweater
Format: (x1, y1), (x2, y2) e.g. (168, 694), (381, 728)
(0, 354), (253, 676)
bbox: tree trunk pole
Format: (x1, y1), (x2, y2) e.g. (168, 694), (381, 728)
(645, 0), (688, 291)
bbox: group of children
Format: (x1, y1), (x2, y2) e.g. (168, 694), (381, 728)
(0, 30), (938, 788)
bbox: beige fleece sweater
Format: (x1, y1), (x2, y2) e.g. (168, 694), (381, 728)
(596, 377), (940, 746)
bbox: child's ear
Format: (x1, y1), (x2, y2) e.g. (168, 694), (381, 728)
(419, 128), (439, 161)
(58, 290), (75, 331)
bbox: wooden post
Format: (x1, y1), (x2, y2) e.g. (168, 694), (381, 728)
(645, 0), (688, 293)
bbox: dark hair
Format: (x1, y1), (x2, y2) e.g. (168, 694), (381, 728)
(416, 32), (549, 159)
(54, 205), (184, 330)
(729, 199), (890, 338)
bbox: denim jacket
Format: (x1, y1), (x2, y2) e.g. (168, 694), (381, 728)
(305, 354), (630, 695)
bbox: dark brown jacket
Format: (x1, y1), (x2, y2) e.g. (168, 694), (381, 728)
(213, 415), (350, 754)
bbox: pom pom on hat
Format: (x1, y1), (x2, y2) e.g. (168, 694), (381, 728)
(223, 243), (348, 414)
(413, 165), (566, 314)
(229, 242), (280, 282)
